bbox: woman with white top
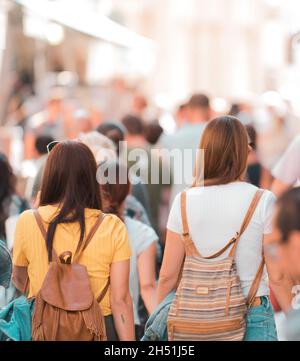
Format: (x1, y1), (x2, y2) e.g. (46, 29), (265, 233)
(157, 116), (292, 341)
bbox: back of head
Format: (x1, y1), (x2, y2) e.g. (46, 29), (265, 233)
(196, 116), (249, 186)
(96, 122), (126, 155)
(78, 131), (117, 164)
(40, 140), (101, 261)
(187, 93), (211, 123)
(122, 114), (144, 136)
(144, 121), (163, 145)
(188, 93), (210, 110)
(98, 161), (130, 219)
(35, 135), (55, 156)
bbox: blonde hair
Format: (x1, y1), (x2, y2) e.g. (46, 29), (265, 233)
(78, 131), (117, 164)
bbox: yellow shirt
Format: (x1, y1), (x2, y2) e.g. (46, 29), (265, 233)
(13, 206), (131, 316)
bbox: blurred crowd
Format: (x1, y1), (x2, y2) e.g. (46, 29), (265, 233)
(0, 73), (300, 341)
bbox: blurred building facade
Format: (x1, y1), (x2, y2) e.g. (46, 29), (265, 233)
(0, 0), (300, 121)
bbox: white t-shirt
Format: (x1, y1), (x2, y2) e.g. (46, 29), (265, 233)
(272, 134), (300, 186)
(167, 182), (276, 298)
(124, 216), (158, 325)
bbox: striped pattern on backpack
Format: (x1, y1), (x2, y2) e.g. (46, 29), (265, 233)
(167, 190), (265, 341)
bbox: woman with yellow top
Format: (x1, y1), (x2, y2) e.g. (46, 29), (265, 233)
(12, 140), (135, 341)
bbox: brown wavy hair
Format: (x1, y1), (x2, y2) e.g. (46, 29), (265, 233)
(194, 116), (249, 187)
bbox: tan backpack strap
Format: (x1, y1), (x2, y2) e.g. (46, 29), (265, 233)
(73, 213), (106, 263)
(202, 236), (239, 260)
(181, 192), (201, 257)
(97, 277), (110, 303)
(246, 257), (265, 307)
(228, 190), (264, 258)
(33, 210), (59, 262)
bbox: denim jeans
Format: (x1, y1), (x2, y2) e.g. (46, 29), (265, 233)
(244, 296), (278, 341)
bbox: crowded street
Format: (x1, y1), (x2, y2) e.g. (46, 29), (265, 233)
(0, 0), (300, 351)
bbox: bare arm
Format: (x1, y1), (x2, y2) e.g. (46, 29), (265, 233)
(271, 179), (292, 198)
(137, 243), (157, 315)
(264, 234), (294, 312)
(260, 167), (273, 190)
(110, 260), (135, 341)
(157, 230), (185, 305)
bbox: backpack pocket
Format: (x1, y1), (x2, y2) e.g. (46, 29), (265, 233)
(168, 317), (246, 341)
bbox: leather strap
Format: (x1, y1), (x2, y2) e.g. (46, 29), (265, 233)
(34, 210), (59, 262)
(73, 214), (106, 263)
(246, 253), (265, 307)
(181, 191), (202, 257)
(97, 277), (110, 303)
(228, 190), (264, 258)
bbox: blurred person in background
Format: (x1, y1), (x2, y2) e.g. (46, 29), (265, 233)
(267, 188), (300, 340)
(132, 93), (148, 120)
(24, 94), (71, 159)
(144, 121), (163, 146)
(72, 109), (93, 137)
(0, 153), (28, 308)
(229, 102), (253, 125)
(246, 124), (272, 189)
(79, 131), (117, 165)
(159, 93), (212, 205)
(271, 134), (300, 197)
(96, 121), (127, 156)
(121, 114), (154, 229)
(96, 122), (152, 228)
(25, 135), (54, 202)
(99, 161), (158, 340)
(257, 107), (291, 171)
(0, 153), (29, 244)
(175, 103), (189, 129)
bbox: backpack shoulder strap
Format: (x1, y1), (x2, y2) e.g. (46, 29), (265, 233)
(97, 277), (110, 303)
(228, 189), (264, 258)
(181, 192), (201, 257)
(73, 213), (107, 263)
(33, 210), (59, 262)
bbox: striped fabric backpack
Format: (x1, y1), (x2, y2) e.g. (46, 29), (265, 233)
(167, 190), (265, 341)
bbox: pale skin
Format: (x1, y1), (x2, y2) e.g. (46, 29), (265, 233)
(157, 230), (293, 312)
(110, 259), (135, 341)
(271, 179), (292, 198)
(137, 243), (157, 315)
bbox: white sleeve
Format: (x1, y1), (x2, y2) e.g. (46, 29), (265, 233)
(136, 223), (158, 256)
(272, 135), (300, 185)
(166, 193), (183, 234)
(260, 190), (277, 235)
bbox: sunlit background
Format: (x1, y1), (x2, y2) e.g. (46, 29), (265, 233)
(0, 0), (300, 171)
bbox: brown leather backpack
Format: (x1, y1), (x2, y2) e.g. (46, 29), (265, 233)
(31, 210), (109, 341)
